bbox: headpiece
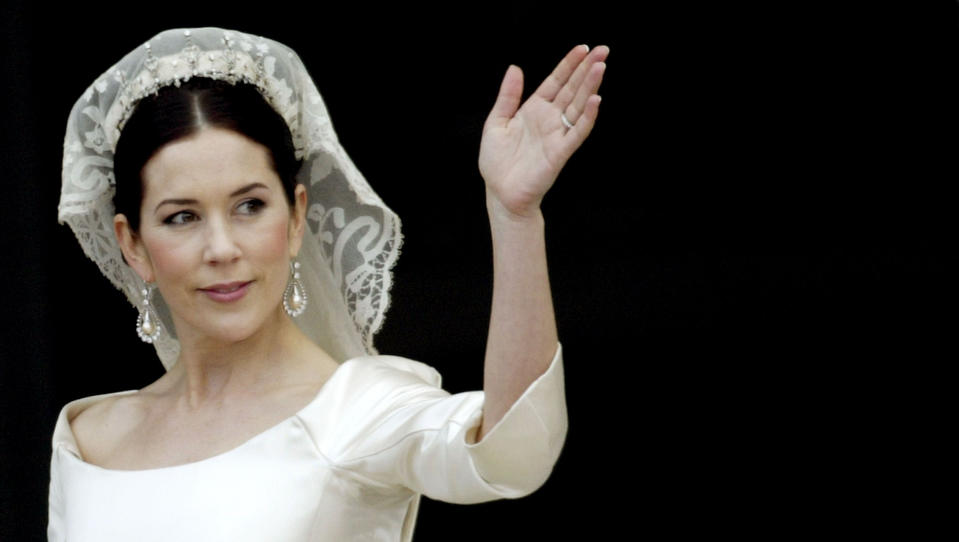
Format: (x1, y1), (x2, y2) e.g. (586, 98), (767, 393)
(59, 28), (402, 369)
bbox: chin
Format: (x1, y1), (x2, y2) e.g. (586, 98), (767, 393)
(179, 310), (284, 346)
(218, 316), (279, 344)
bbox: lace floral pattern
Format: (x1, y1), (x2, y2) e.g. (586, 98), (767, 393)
(59, 28), (401, 368)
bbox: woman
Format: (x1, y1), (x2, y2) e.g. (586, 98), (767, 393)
(51, 27), (607, 541)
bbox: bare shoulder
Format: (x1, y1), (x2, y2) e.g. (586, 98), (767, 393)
(70, 392), (150, 463)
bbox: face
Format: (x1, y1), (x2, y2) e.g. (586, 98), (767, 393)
(115, 127), (306, 345)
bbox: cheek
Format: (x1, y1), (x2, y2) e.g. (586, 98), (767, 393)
(143, 237), (195, 280)
(243, 213), (295, 268)
(263, 217), (293, 259)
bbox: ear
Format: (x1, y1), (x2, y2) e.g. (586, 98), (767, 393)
(114, 214), (155, 283)
(288, 184), (308, 258)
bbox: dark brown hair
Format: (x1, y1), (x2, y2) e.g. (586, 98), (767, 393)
(113, 78), (301, 231)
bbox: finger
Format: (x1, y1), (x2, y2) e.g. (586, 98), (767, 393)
(485, 65), (524, 128)
(562, 60), (607, 127)
(533, 44), (590, 102)
(555, 45), (609, 114)
(564, 94), (602, 152)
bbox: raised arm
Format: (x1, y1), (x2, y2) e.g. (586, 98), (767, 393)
(477, 44), (608, 439)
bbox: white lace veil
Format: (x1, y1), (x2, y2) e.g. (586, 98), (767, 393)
(58, 27), (402, 369)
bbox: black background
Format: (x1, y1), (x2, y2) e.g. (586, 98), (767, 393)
(2, 2), (956, 540)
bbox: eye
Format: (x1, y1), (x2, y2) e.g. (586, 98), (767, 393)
(163, 211), (198, 225)
(237, 198), (266, 215)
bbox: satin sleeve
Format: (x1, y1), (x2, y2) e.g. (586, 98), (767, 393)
(302, 344), (567, 504)
(47, 443), (66, 541)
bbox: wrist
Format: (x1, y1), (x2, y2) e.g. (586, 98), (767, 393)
(485, 188), (544, 228)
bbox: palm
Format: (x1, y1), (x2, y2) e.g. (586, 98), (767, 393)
(479, 45), (608, 218)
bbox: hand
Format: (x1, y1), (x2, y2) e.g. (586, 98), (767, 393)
(479, 44), (608, 221)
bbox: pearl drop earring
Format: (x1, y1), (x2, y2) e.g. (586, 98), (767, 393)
(136, 283), (161, 343)
(283, 261), (307, 317)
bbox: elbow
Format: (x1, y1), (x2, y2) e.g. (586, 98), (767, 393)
(466, 343), (568, 498)
(467, 392), (568, 497)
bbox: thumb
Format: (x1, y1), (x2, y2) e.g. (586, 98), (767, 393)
(485, 65), (523, 127)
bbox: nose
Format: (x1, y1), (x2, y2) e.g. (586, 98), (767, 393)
(202, 215), (242, 264)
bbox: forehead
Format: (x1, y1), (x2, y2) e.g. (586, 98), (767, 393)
(141, 127), (279, 197)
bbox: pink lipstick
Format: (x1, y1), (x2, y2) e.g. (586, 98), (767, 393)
(200, 281), (252, 303)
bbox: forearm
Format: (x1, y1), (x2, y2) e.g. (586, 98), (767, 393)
(473, 43), (606, 439)
(478, 192), (559, 439)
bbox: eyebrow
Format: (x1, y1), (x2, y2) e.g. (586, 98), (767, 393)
(153, 183), (270, 213)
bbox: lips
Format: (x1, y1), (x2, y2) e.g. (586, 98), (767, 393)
(199, 281), (252, 302)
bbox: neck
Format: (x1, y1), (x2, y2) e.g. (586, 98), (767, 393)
(161, 308), (323, 409)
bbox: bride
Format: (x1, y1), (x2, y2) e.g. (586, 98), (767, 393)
(51, 27), (607, 541)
